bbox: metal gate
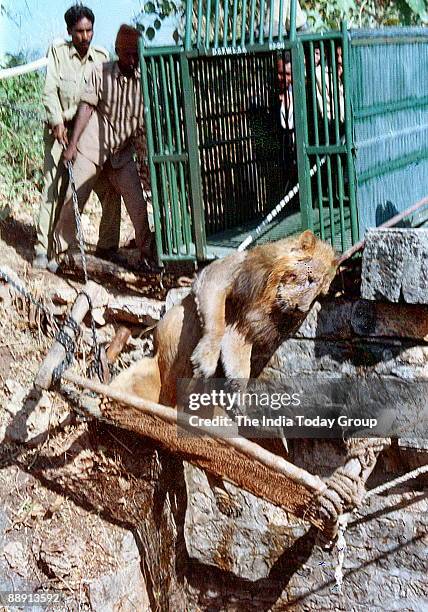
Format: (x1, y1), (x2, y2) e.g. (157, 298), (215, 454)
(140, 0), (359, 263)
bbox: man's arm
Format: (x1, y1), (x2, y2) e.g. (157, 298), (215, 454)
(63, 102), (94, 163)
(42, 44), (67, 144)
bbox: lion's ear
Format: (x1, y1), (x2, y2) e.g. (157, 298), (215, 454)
(299, 230), (316, 252)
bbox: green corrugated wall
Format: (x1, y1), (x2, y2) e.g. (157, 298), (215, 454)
(349, 28), (428, 234)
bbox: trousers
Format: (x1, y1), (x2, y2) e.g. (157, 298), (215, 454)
(35, 128), (121, 257)
(53, 151), (151, 257)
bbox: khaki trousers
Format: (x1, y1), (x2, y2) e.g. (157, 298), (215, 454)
(35, 128), (121, 257)
(54, 152), (150, 256)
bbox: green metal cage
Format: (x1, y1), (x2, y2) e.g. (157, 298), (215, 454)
(140, 1), (428, 264)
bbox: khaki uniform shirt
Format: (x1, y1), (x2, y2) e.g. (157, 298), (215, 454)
(78, 61), (144, 168)
(42, 39), (109, 127)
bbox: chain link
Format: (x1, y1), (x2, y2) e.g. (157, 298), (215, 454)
(0, 266), (84, 384)
(0, 267), (59, 333)
(66, 160), (103, 381)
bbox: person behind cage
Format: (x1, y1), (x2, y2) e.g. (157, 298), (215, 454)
(277, 52), (293, 134)
(33, 3), (121, 270)
(315, 43), (344, 127)
(53, 24), (156, 271)
(276, 51), (297, 183)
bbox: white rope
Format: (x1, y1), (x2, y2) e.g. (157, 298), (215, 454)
(333, 462), (428, 593)
(365, 463), (428, 499)
(237, 154), (327, 252)
(0, 57), (48, 80)
(333, 513), (348, 592)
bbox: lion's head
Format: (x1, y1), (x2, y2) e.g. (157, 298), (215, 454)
(274, 230), (337, 313)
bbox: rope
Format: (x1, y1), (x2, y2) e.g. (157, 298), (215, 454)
(365, 463), (428, 498)
(334, 514), (347, 592)
(332, 461), (428, 592)
(0, 57), (48, 80)
(237, 154), (327, 252)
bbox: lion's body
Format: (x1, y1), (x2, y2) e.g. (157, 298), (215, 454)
(110, 293), (200, 406)
(110, 231), (337, 408)
(104, 234), (386, 525)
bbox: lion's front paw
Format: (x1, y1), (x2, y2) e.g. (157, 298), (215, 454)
(191, 335), (221, 379)
(212, 487), (243, 518)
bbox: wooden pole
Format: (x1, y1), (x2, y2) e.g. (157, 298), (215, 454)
(106, 326), (132, 363)
(62, 370), (327, 496)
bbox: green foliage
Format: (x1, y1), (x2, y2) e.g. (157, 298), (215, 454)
(0, 54), (44, 202)
(135, 0), (428, 44)
(302, 0), (428, 30)
(398, 0), (428, 23)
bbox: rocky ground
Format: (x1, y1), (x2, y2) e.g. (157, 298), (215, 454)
(1, 192), (427, 612)
(0, 193), (175, 610)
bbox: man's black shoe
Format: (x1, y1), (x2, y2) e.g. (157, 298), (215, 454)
(94, 247), (118, 260)
(94, 248), (128, 267)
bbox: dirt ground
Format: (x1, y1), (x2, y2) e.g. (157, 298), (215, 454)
(0, 193), (178, 608)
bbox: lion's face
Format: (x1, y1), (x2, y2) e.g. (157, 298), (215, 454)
(276, 255), (337, 313)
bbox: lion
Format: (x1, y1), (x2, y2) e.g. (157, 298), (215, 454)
(110, 230), (336, 405)
(108, 230), (337, 515)
(191, 229), (337, 382)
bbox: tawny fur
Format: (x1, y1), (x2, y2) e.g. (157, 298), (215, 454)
(191, 230), (337, 379)
(110, 230), (337, 406)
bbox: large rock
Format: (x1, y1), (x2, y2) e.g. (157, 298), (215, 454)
(87, 531), (150, 612)
(3, 383), (69, 446)
(296, 298), (428, 342)
(183, 464), (308, 581)
(106, 295), (165, 325)
(361, 228), (428, 303)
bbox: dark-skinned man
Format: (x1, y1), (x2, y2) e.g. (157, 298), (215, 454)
(53, 24), (155, 271)
(34, 4), (121, 270)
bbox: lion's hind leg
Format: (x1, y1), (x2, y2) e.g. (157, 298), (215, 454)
(109, 355), (162, 404)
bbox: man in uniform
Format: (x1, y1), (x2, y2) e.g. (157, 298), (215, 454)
(54, 25), (154, 270)
(33, 4), (121, 269)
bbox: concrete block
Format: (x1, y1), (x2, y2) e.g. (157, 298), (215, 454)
(361, 228), (428, 303)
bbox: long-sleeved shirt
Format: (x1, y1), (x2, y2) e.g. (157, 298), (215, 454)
(42, 39), (109, 128)
(77, 61), (144, 168)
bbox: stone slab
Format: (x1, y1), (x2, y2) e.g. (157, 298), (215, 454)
(361, 228), (428, 303)
(106, 296), (165, 326)
(296, 299), (428, 341)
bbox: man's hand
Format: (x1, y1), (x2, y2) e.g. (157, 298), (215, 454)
(52, 123), (68, 146)
(63, 142), (78, 164)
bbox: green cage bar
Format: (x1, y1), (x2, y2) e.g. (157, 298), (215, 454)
(141, 6), (428, 264)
